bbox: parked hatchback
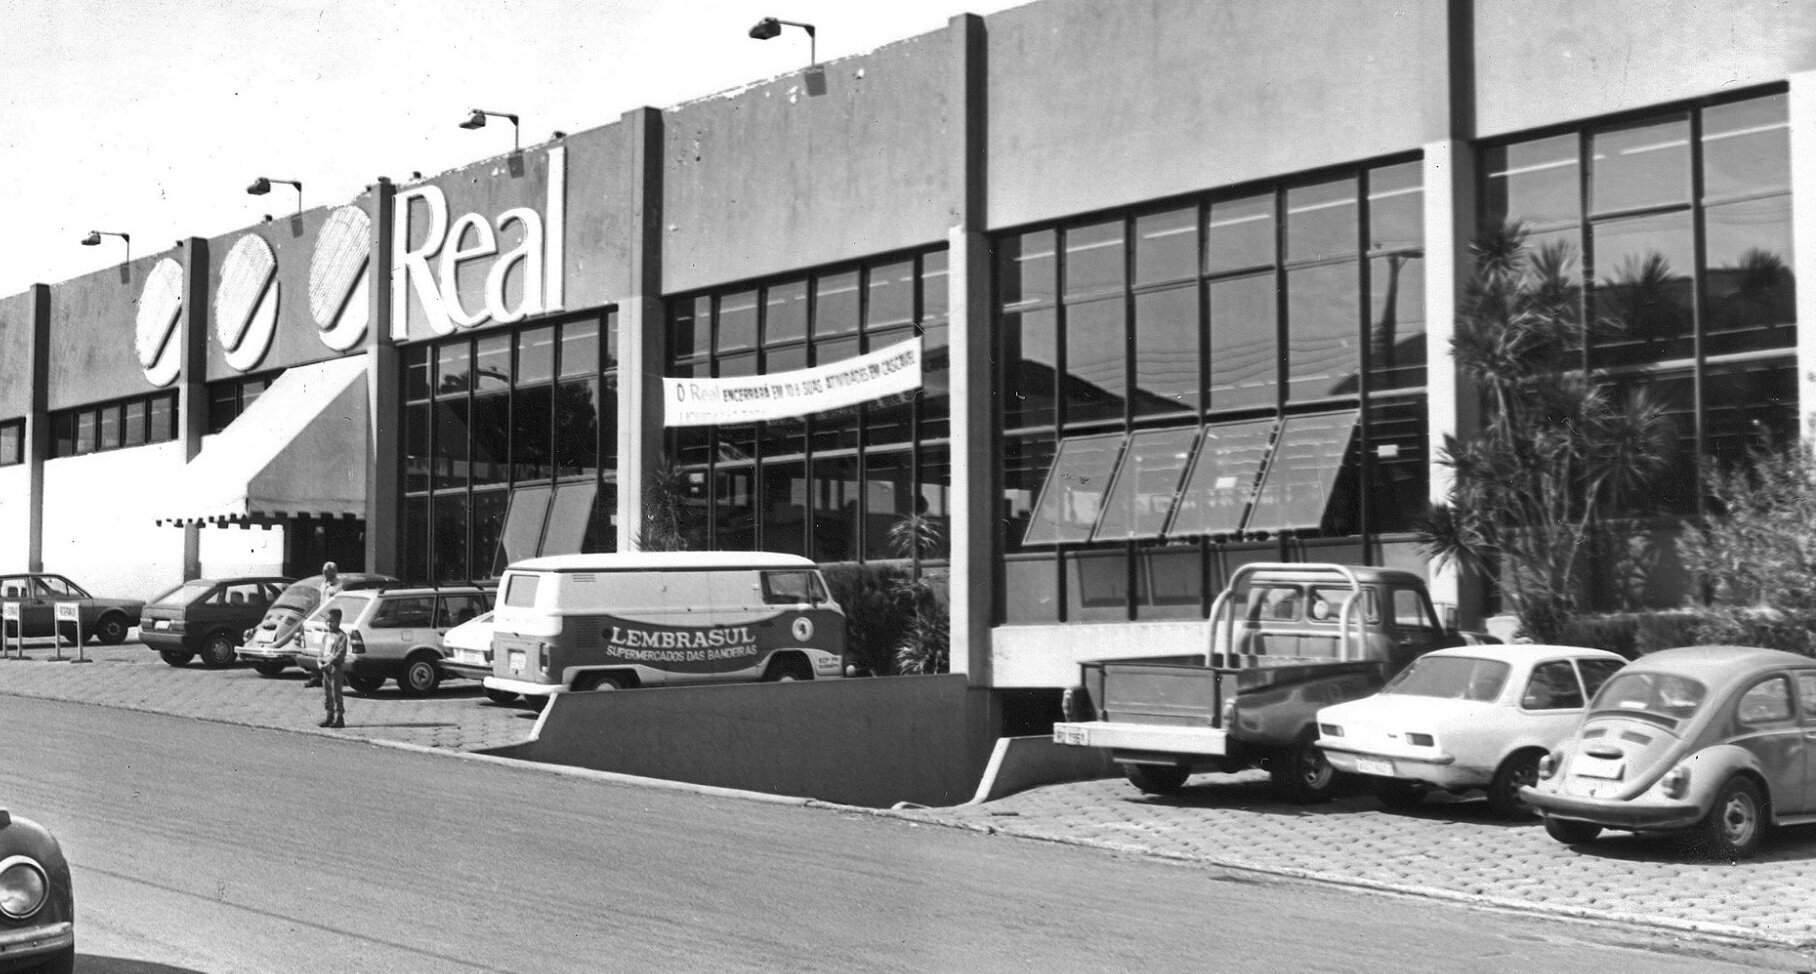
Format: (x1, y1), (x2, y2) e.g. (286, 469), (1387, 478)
(235, 573), (396, 677)
(297, 586), (493, 696)
(141, 576), (291, 668)
(1523, 645), (1816, 860)
(0, 573), (142, 646)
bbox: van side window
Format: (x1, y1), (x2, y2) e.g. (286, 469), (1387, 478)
(762, 571), (817, 605)
(503, 574), (541, 608)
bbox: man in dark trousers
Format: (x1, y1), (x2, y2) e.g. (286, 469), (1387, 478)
(301, 562), (342, 689)
(316, 607), (349, 729)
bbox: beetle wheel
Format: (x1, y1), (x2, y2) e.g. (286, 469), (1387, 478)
(1689, 776), (1766, 861)
(1543, 815), (1602, 846)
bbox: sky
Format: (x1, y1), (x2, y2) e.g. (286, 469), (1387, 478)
(0, 0), (1035, 300)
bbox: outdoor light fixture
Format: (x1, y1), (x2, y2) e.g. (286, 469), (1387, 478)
(459, 108), (521, 151)
(246, 177), (303, 216)
(749, 17), (816, 65)
(81, 230), (132, 281)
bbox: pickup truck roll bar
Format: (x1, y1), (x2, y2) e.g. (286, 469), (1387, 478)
(1205, 562), (1366, 667)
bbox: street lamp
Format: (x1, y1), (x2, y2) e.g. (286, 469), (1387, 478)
(459, 108), (521, 152)
(246, 177), (304, 217)
(81, 230), (131, 282)
(749, 17), (816, 65)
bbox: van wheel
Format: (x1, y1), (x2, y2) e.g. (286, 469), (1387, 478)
(1270, 730), (1339, 804)
(399, 655), (442, 696)
(200, 631), (239, 669)
(574, 673), (628, 692)
(159, 650), (195, 667)
(1123, 764), (1190, 795)
(252, 662), (288, 678)
(483, 688), (518, 704)
(764, 655), (813, 682)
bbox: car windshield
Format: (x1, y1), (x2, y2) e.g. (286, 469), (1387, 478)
(1590, 672), (1707, 723)
(1381, 656), (1510, 702)
(150, 580), (217, 606)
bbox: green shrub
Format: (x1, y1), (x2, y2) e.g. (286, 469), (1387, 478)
(821, 561), (915, 676)
(1558, 610), (1701, 658)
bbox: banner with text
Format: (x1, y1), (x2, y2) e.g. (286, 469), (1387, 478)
(663, 337), (923, 427)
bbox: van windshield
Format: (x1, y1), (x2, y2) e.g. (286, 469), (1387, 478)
(503, 573), (541, 608)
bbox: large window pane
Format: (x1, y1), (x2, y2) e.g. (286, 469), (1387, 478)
(474, 333), (511, 394)
(1369, 254), (1426, 391)
(1169, 418), (1272, 537)
(867, 261), (915, 330)
(404, 346), (432, 402)
(98, 405), (121, 451)
(1023, 432), (1125, 545)
(718, 290), (758, 352)
(916, 444), (952, 560)
(765, 279), (808, 345)
(1368, 161), (1423, 253)
(403, 402), (431, 493)
(1611, 372), (1694, 516)
(1206, 194), (1274, 275)
(518, 326), (555, 385)
(1003, 307), (1057, 429)
(761, 460), (807, 555)
(1704, 195), (1795, 355)
(1589, 117), (1690, 215)
(75, 410), (96, 455)
(552, 379), (600, 479)
(1368, 398), (1428, 534)
(401, 497), (429, 583)
(1064, 298), (1127, 424)
(810, 455), (859, 562)
(511, 384), (553, 482)
(543, 480), (598, 557)
(1135, 207), (1197, 288)
(1705, 361), (1797, 476)
(434, 400), (469, 490)
(1002, 435), (1054, 551)
(1133, 285), (1200, 416)
(560, 319), (599, 379)
(1484, 135), (1580, 232)
(1209, 272), (1277, 410)
(673, 295), (711, 362)
(999, 230), (1055, 308)
(1094, 426), (1198, 541)
(862, 450), (911, 560)
(1064, 219), (1125, 300)
(1702, 93), (1789, 201)
(815, 271), (861, 337)
(1287, 178), (1358, 262)
(432, 492), (470, 582)
(1285, 262), (1361, 401)
(494, 484), (553, 572)
(470, 489), (509, 579)
(1248, 410), (1359, 534)
(468, 393), (510, 487)
(1592, 210), (1695, 367)
(148, 395), (175, 443)
(714, 461), (756, 550)
(436, 342), (471, 398)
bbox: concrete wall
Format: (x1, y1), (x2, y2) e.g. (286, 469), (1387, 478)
(40, 443), (186, 599)
(488, 674), (999, 808)
(198, 523), (285, 580)
(0, 291), (32, 418)
(47, 255), (176, 410)
(203, 205), (356, 380)
(985, 0), (1445, 231)
(1473, 0), (1816, 139)
(661, 30), (956, 293)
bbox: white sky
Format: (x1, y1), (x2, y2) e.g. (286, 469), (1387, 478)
(0, 0), (1034, 300)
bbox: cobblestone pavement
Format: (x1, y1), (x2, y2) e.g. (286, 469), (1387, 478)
(6, 637), (1816, 961)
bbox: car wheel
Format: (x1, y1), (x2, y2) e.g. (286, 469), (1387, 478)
(1486, 750), (1544, 820)
(1375, 778), (1427, 810)
(346, 673), (386, 695)
(1123, 763), (1190, 796)
(158, 650), (195, 667)
(399, 655), (441, 696)
(1270, 730), (1340, 804)
(1543, 815), (1602, 845)
(252, 662), (288, 678)
(482, 687), (518, 704)
(763, 655), (813, 682)
(200, 631), (238, 669)
(95, 612), (129, 645)
(574, 672), (629, 692)
(1690, 776), (1766, 861)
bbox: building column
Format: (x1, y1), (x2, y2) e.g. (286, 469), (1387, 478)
(618, 107), (666, 554)
(177, 237), (210, 581)
(1789, 73), (1816, 437)
(947, 13), (993, 685)
(1422, 141), (1481, 625)
(366, 179), (400, 576)
(24, 284), (49, 573)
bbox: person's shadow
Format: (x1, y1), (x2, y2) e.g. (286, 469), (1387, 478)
(73, 957), (208, 973)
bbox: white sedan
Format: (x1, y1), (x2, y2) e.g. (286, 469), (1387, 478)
(1315, 644), (1626, 818)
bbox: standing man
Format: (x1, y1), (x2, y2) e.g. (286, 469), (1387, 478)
(300, 562), (343, 689)
(317, 607), (349, 729)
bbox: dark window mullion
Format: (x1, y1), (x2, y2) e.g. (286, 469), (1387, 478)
(1688, 107), (1710, 521)
(1356, 170), (1374, 558)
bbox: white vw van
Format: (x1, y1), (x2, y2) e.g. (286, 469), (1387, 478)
(482, 551), (846, 702)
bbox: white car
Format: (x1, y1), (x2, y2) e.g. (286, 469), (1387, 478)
(1315, 644), (1627, 818)
(439, 610), (509, 701)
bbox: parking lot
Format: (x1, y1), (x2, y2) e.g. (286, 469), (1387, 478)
(4, 637), (1815, 960)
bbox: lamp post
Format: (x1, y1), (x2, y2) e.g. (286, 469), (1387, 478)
(459, 109), (521, 152)
(246, 177), (304, 217)
(80, 230), (132, 283)
(748, 17), (816, 65)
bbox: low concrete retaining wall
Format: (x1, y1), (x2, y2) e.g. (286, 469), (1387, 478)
(966, 735), (1118, 805)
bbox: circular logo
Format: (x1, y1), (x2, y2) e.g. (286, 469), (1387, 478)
(217, 234), (279, 372)
(791, 617), (814, 642)
(310, 205), (371, 352)
(134, 258), (185, 387)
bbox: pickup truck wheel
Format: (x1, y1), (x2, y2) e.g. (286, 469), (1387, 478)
(1123, 764), (1190, 796)
(1543, 815), (1602, 846)
(159, 650), (195, 667)
(1270, 732), (1339, 804)
(1486, 750), (1543, 820)
(199, 631), (238, 669)
(1375, 779), (1427, 810)
(346, 673), (386, 695)
(1687, 776), (1765, 861)
(252, 662), (288, 677)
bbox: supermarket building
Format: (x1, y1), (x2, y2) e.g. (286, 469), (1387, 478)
(1, 0), (1811, 707)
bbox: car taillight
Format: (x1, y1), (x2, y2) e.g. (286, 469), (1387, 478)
(1538, 752), (1558, 779)
(349, 631), (365, 655)
(1661, 766), (1690, 799)
(1406, 732), (1434, 747)
(1318, 723), (1343, 738)
(538, 643), (549, 673)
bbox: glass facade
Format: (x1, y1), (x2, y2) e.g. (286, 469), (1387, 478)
(206, 371), (281, 435)
(664, 249), (951, 567)
(998, 159), (1428, 623)
(1482, 88), (1795, 517)
(48, 392), (178, 459)
(0, 420), (21, 467)
(399, 311), (618, 584)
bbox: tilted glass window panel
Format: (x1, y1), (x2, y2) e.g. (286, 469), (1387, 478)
(1135, 206), (1198, 288)
(470, 489), (508, 579)
(1287, 178), (1358, 262)
(1702, 93), (1789, 202)
(1022, 432), (1126, 546)
(1703, 195), (1796, 356)
(1589, 116), (1690, 215)
(1246, 410), (1360, 534)
(1092, 425), (1200, 541)
(815, 271), (861, 337)
(1063, 219), (1126, 300)
(1063, 297), (1127, 425)
(766, 279), (809, 345)
(1206, 193), (1275, 276)
(1285, 262), (1361, 401)
(1369, 254), (1426, 392)
(493, 484), (553, 575)
(1002, 435), (1056, 552)
(1208, 272), (1278, 411)
(1133, 284), (1200, 416)
(1368, 161), (1424, 253)
(1483, 135), (1580, 232)
(1591, 210), (1695, 368)
(542, 480), (598, 558)
(1167, 417), (1274, 537)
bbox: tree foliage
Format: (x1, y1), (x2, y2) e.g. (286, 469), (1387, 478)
(1679, 443), (1816, 656)
(1421, 222), (1672, 643)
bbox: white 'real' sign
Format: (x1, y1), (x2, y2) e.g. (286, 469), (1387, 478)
(664, 337), (923, 427)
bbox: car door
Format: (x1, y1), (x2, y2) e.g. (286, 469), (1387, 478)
(1733, 675), (1807, 816)
(1383, 585), (1443, 671)
(27, 576), (73, 636)
(0, 576), (27, 637)
(1518, 658), (1589, 743)
(1797, 671), (1816, 815)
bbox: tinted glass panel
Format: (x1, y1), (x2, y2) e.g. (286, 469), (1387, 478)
(1592, 209), (1695, 367)
(98, 405), (121, 451)
(469, 488), (508, 579)
(123, 399), (147, 448)
(559, 319), (599, 378)
(999, 230), (1056, 307)
(815, 271), (861, 337)
(1064, 298), (1127, 424)
(1206, 194), (1274, 275)
(1369, 254), (1425, 390)
(1703, 195), (1795, 355)
(75, 410), (95, 455)
(1094, 426), (1198, 541)
(1135, 207), (1198, 287)
(718, 290), (758, 352)
(467, 393), (510, 486)
(1368, 397), (1428, 534)
(1002, 435), (1054, 550)
(1208, 272), (1277, 410)
(553, 379), (600, 479)
(432, 492), (469, 582)
(518, 327), (555, 385)
(433, 400), (469, 490)
(1247, 410), (1359, 533)
(765, 279), (808, 345)
(512, 384), (553, 482)
(1287, 178), (1358, 262)
(474, 333), (512, 393)
(862, 450), (910, 560)
(1133, 285), (1200, 416)
(1064, 219), (1125, 300)
(1023, 432), (1124, 545)
(1169, 418), (1272, 537)
(542, 481), (597, 557)
(436, 342), (471, 397)
(404, 346), (431, 402)
(1484, 135), (1580, 231)
(1702, 93), (1789, 200)
(1589, 117), (1690, 214)
(921, 251), (949, 324)
(1285, 262), (1360, 401)
(867, 261), (915, 330)
(1705, 361), (1797, 475)
(147, 396), (175, 443)
(1368, 162), (1423, 252)
(810, 454), (859, 562)
(1004, 307), (1057, 429)
(403, 402), (431, 494)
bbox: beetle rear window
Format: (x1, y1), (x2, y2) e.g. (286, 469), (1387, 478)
(1591, 672), (1706, 722)
(1381, 656), (1510, 702)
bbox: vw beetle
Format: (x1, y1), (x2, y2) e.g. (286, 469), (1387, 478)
(0, 806), (73, 974)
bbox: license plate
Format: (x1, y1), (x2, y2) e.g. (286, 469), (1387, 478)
(1053, 725), (1090, 746)
(508, 649), (526, 673)
(1355, 757), (1395, 777)
(455, 648), (482, 665)
(154, 620), (171, 630)
(1572, 755), (1625, 780)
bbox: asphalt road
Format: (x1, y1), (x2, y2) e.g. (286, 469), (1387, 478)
(2, 696), (1806, 973)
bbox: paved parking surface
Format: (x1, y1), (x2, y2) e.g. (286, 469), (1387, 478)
(5, 637), (1815, 959)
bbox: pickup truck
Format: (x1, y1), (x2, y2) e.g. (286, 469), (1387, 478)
(1052, 563), (1494, 802)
